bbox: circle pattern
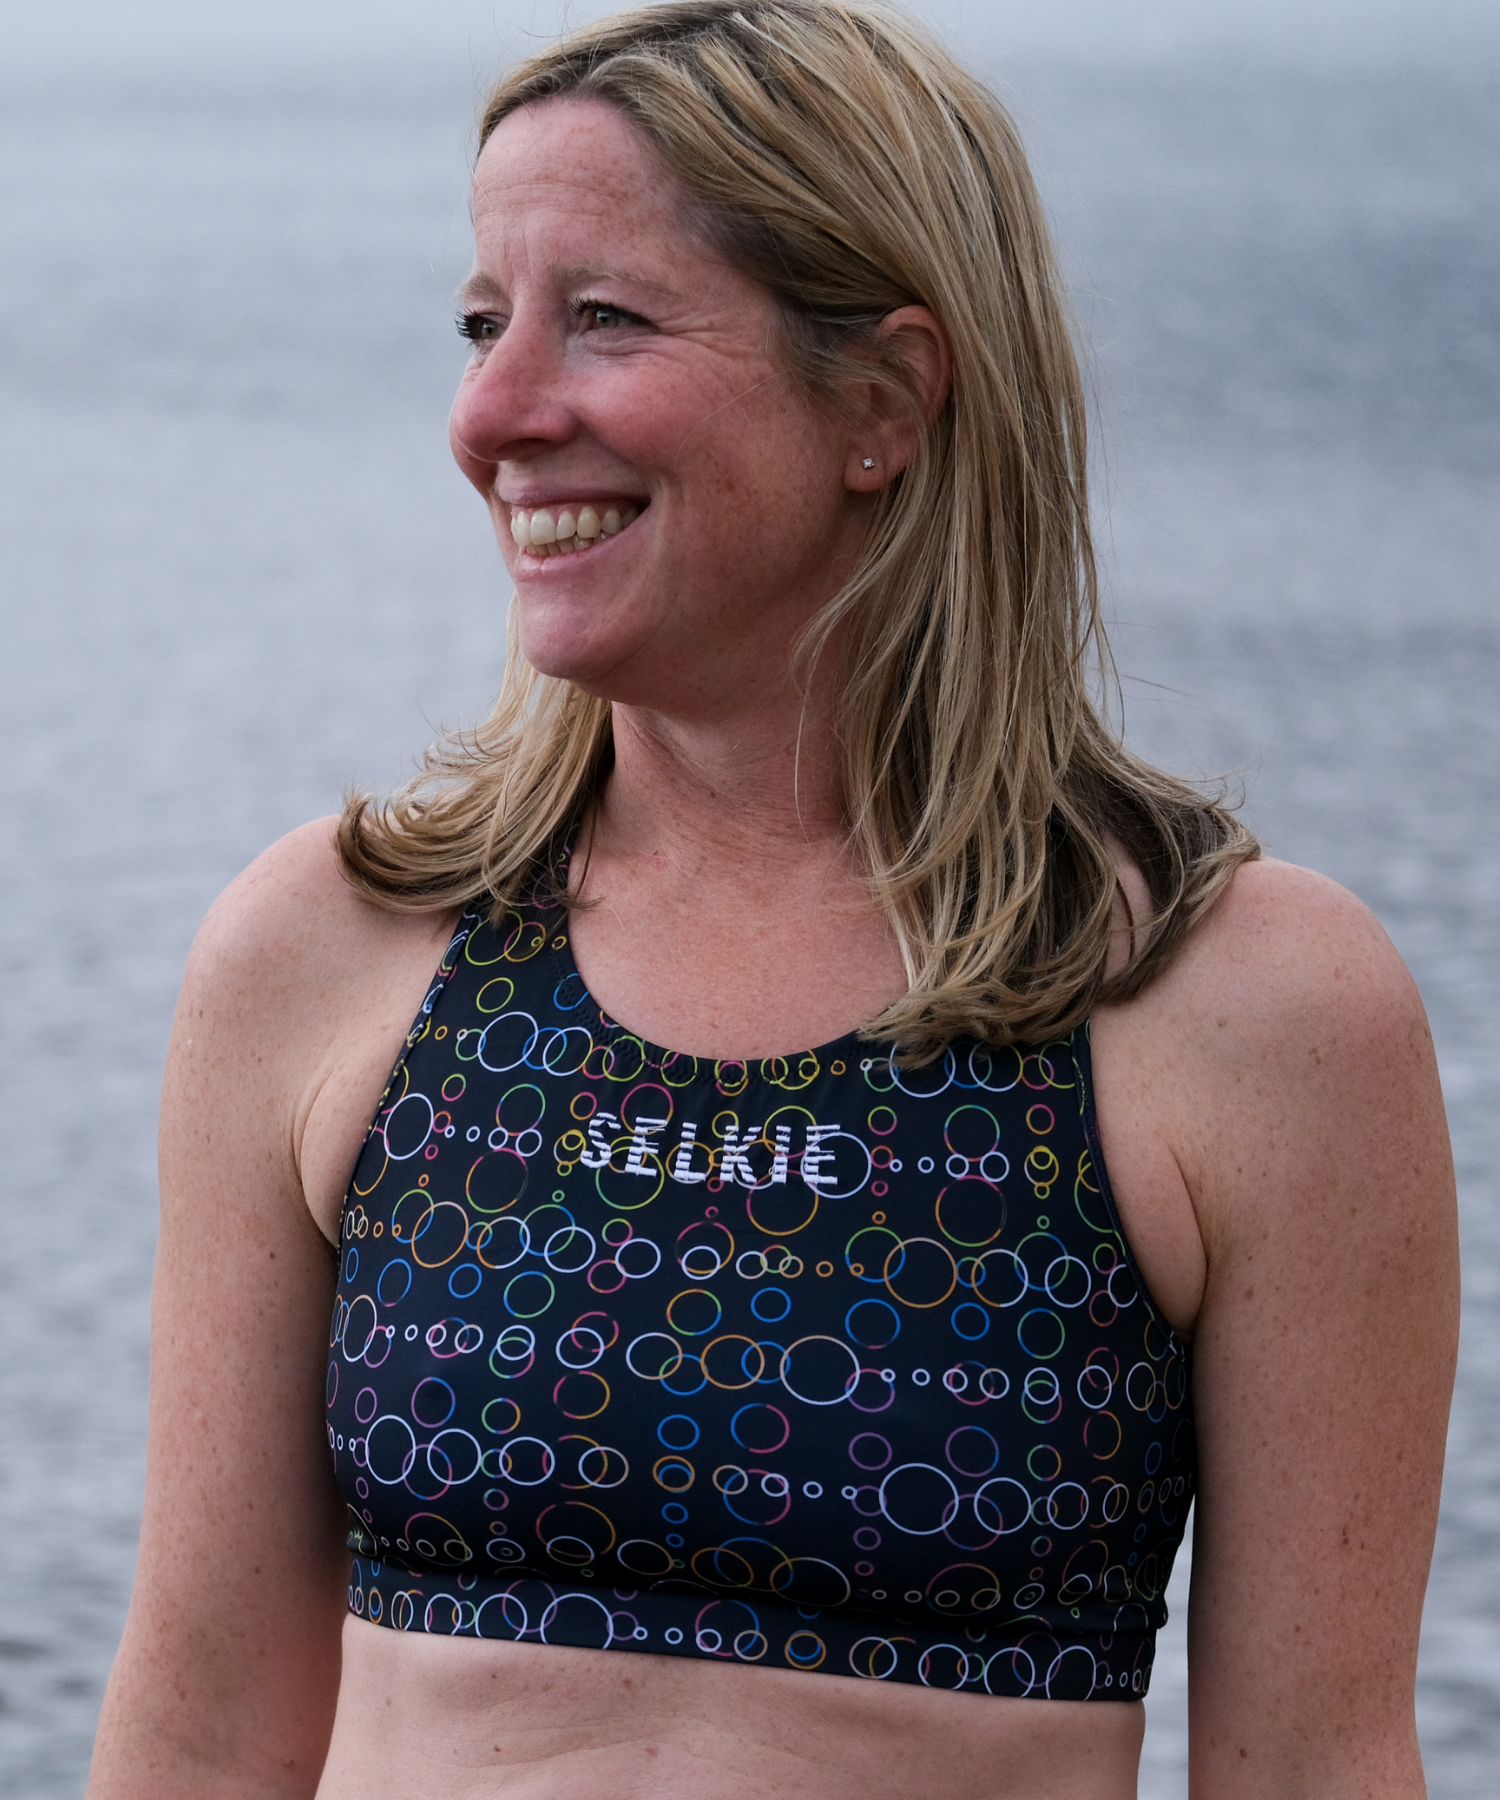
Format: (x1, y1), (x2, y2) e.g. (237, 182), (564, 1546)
(331, 864), (1193, 1701)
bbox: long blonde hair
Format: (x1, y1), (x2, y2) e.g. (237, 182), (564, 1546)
(339, 0), (1256, 1057)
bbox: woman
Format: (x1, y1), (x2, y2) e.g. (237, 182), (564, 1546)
(87, 3), (1458, 1796)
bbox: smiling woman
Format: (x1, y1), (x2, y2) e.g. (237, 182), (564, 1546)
(85, 5), (1457, 1800)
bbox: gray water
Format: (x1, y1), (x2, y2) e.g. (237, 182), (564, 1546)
(1, 44), (1497, 1800)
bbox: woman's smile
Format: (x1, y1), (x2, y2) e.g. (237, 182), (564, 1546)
(506, 500), (642, 556)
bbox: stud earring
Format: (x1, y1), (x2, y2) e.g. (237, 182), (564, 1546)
(862, 457), (876, 470)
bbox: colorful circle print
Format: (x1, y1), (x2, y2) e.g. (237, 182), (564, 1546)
(328, 857), (1193, 1701)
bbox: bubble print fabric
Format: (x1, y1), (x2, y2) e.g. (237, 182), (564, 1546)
(328, 855), (1194, 1701)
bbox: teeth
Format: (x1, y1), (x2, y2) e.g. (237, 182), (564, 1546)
(508, 502), (642, 551)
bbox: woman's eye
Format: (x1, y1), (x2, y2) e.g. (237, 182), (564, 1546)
(457, 311), (502, 346)
(577, 301), (634, 331)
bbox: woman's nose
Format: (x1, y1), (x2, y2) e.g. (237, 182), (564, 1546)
(449, 316), (572, 494)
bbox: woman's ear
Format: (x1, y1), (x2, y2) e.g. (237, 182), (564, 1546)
(844, 305), (952, 491)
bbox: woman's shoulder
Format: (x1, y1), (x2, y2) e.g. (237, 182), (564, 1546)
(189, 816), (450, 994)
(177, 817), (460, 1105)
(1100, 855), (1438, 1198)
(1093, 852), (1451, 1351)
(1154, 855), (1428, 1060)
(196, 815), (366, 951)
(1115, 855), (1445, 1260)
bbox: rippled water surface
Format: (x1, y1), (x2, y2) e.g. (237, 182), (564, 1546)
(0, 46), (1497, 1799)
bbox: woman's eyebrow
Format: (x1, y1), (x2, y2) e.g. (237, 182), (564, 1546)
(455, 265), (683, 308)
(456, 271), (505, 308)
(555, 262), (679, 300)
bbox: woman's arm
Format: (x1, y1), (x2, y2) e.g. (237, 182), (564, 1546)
(87, 824), (452, 1799)
(1141, 862), (1458, 1797)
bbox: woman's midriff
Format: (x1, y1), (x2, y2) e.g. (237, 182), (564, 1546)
(317, 1617), (1145, 1799)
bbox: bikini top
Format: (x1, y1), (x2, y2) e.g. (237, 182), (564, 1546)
(326, 852), (1194, 1702)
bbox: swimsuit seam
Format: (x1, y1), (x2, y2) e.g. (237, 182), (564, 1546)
(1072, 1024), (1190, 1361)
(333, 905), (482, 1243)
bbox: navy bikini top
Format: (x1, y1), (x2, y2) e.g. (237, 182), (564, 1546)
(326, 854), (1194, 1701)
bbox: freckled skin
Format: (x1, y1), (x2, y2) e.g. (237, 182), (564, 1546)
(86, 94), (1455, 1800)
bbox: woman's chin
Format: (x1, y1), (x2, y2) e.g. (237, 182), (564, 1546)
(514, 622), (631, 694)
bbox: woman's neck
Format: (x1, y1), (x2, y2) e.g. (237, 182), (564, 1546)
(593, 693), (850, 886)
(564, 694), (906, 1059)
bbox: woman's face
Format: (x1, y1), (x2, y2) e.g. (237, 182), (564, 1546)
(451, 97), (871, 718)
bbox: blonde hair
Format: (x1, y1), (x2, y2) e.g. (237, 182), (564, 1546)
(339, 0), (1256, 1057)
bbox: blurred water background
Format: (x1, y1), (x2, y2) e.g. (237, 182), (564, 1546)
(1, 1), (1497, 1793)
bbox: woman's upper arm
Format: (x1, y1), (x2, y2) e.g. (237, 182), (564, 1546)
(89, 823), (371, 1799)
(1168, 863), (1459, 1796)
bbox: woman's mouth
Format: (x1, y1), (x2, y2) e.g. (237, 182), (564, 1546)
(507, 501), (642, 558)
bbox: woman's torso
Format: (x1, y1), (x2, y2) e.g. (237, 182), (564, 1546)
(301, 842), (1200, 1799)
